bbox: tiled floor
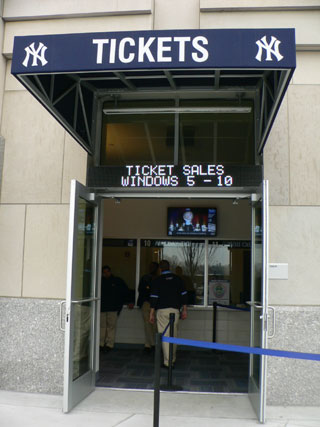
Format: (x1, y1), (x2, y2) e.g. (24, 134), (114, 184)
(96, 346), (249, 393)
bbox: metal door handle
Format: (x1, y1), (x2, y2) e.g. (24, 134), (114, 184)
(71, 297), (99, 304)
(246, 301), (263, 309)
(246, 302), (276, 337)
(59, 298), (99, 331)
(59, 301), (66, 331)
(267, 306), (276, 339)
(246, 301), (264, 319)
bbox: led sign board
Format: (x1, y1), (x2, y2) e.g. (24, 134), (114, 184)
(141, 239), (251, 248)
(88, 164), (262, 189)
(11, 28), (296, 75)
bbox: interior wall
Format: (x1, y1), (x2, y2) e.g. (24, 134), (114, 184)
(101, 246), (137, 291)
(103, 197), (251, 240)
(116, 306), (250, 347)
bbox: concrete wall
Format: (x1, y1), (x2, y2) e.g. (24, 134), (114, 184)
(263, 46), (320, 404)
(0, 72), (87, 299)
(267, 306), (320, 406)
(0, 0), (320, 405)
(0, 298), (64, 394)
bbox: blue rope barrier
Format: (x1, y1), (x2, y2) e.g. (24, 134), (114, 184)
(162, 336), (320, 362)
(214, 303), (250, 312)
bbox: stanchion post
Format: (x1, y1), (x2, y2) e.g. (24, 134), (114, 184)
(153, 332), (162, 427)
(213, 302), (217, 343)
(167, 313), (175, 387)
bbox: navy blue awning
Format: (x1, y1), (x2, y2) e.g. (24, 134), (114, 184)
(11, 28), (296, 155)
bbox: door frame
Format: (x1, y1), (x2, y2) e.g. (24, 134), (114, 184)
(248, 180), (269, 423)
(63, 180), (102, 413)
(64, 185), (269, 421)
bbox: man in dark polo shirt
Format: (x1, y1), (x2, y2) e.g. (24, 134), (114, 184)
(149, 259), (188, 367)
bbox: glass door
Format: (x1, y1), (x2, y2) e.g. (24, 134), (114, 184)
(63, 180), (101, 413)
(248, 180), (269, 423)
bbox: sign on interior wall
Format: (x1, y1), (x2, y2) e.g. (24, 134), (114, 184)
(208, 280), (230, 305)
(88, 164), (262, 189)
(12, 28), (296, 74)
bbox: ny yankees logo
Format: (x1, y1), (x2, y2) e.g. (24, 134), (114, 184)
(255, 36), (283, 62)
(22, 42), (48, 67)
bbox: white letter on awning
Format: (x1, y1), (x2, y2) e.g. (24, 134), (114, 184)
(138, 37), (155, 62)
(92, 39), (109, 64)
(173, 37), (191, 62)
(157, 37), (172, 62)
(119, 38), (135, 63)
(192, 36), (209, 63)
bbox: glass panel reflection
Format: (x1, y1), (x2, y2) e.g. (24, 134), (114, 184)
(208, 242), (231, 306)
(74, 199), (95, 300)
(100, 99), (255, 166)
(208, 241), (251, 306)
(73, 302), (93, 381)
(178, 99), (254, 165)
(101, 113), (175, 165)
(250, 203), (263, 393)
(72, 198), (95, 380)
(178, 113), (254, 165)
(252, 204), (263, 384)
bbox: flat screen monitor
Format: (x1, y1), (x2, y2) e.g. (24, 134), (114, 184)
(167, 207), (217, 237)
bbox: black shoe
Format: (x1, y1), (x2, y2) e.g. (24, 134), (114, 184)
(103, 345), (112, 353)
(162, 363), (175, 369)
(144, 347), (151, 353)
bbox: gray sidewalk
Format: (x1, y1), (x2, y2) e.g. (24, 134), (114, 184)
(1, 388), (320, 427)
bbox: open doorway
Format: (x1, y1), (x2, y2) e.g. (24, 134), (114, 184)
(96, 196), (252, 393)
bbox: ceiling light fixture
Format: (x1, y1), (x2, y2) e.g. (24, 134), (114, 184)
(103, 106), (251, 115)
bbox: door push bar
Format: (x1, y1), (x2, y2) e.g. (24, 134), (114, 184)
(59, 298), (99, 332)
(246, 301), (276, 339)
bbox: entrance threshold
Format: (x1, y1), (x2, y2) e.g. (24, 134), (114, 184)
(97, 344), (249, 394)
(79, 388), (256, 423)
(98, 388), (247, 395)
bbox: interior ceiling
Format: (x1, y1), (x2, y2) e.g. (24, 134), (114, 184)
(17, 67), (293, 156)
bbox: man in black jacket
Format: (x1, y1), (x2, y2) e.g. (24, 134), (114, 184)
(149, 260), (188, 367)
(100, 265), (133, 352)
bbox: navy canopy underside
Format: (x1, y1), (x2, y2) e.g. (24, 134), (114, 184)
(15, 67), (294, 156)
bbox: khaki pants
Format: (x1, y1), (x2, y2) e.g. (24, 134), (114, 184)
(141, 301), (157, 348)
(100, 311), (118, 348)
(156, 308), (180, 366)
